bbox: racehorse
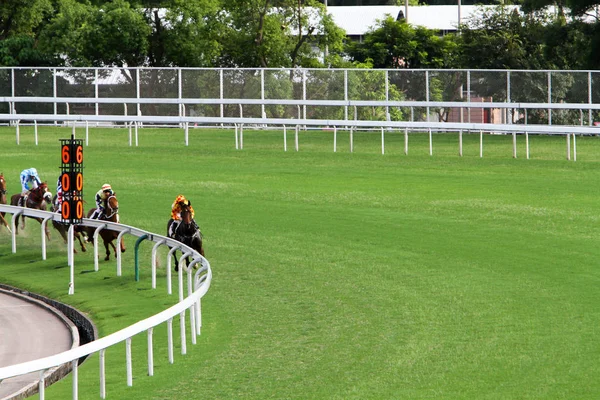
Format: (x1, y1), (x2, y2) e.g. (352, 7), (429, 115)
(10, 182), (52, 239)
(167, 201), (204, 271)
(85, 194), (126, 261)
(0, 173), (10, 231)
(51, 195), (87, 253)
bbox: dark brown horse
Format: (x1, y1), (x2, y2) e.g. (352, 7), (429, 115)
(167, 201), (204, 271)
(10, 182), (52, 239)
(85, 194), (126, 261)
(0, 173), (9, 231)
(51, 195), (87, 253)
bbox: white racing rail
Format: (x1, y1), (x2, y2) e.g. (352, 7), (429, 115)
(0, 204), (212, 399)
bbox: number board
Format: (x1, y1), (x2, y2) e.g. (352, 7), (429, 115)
(59, 138), (84, 224)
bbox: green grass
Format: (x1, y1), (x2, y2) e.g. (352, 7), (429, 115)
(1, 125), (600, 399)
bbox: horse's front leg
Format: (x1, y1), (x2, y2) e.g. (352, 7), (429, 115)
(0, 214), (11, 232)
(76, 233), (87, 252)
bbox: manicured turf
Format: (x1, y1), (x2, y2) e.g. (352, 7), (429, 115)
(1, 125), (599, 399)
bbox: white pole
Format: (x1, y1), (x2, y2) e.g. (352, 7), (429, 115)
(350, 127), (354, 153)
(381, 127), (385, 155)
(100, 349), (106, 399)
(459, 130), (463, 157)
(333, 126), (337, 152)
(180, 310), (187, 355)
(126, 337), (132, 386)
(295, 126), (299, 151)
(566, 134), (571, 160)
(72, 360), (78, 400)
(85, 121), (89, 146)
(167, 318), (174, 364)
(116, 228), (130, 276)
(184, 122), (189, 146)
(428, 128), (432, 156)
(34, 120), (38, 145)
(479, 130), (483, 158)
(526, 132), (530, 159)
(148, 328), (154, 376)
(240, 124), (244, 149)
(573, 133), (577, 161)
(15, 120), (19, 144)
(512, 132), (517, 158)
(404, 128), (408, 155)
(41, 216), (52, 260)
(38, 369), (46, 400)
(135, 122), (139, 146)
(283, 125), (287, 152)
(234, 124), (239, 149)
(128, 123), (132, 147)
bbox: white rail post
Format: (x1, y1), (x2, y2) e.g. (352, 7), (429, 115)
(85, 120), (89, 146)
(283, 125), (287, 152)
(126, 337), (133, 386)
(93, 224), (107, 271)
(566, 133), (571, 161)
(573, 133), (577, 161)
(128, 121), (132, 146)
(135, 121), (139, 146)
(240, 124), (244, 149)
(100, 349), (106, 399)
(479, 130), (483, 158)
(39, 369), (46, 400)
(148, 328), (154, 376)
(116, 228), (131, 276)
(16, 121), (20, 144)
(234, 124), (239, 149)
(187, 268), (196, 344)
(512, 132), (517, 158)
(11, 210), (22, 253)
(333, 126), (337, 152)
(381, 127), (385, 155)
(184, 122), (189, 146)
(151, 239), (166, 289)
(72, 359), (79, 400)
(295, 125), (299, 151)
(41, 215), (52, 260)
(526, 132), (530, 159)
(428, 128), (432, 156)
(34, 120), (38, 145)
(350, 127), (354, 153)
(167, 318), (174, 364)
(404, 128), (408, 155)
(459, 130), (463, 157)
(167, 246), (180, 295)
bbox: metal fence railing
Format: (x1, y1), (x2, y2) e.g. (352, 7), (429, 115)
(0, 204), (212, 400)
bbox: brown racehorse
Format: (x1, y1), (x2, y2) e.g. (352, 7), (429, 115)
(0, 173), (9, 231)
(85, 194), (126, 261)
(51, 196), (87, 253)
(10, 182), (52, 239)
(167, 201), (204, 271)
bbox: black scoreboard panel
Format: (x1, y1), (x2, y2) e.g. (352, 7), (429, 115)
(60, 138), (84, 224)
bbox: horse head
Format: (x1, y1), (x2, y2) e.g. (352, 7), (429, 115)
(104, 195), (119, 219)
(0, 173), (6, 195)
(31, 182), (51, 204)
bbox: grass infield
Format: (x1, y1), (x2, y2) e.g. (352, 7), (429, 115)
(0, 125), (599, 399)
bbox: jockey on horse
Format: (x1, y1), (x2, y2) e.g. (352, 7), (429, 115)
(168, 194), (197, 238)
(90, 183), (115, 220)
(18, 167), (43, 207)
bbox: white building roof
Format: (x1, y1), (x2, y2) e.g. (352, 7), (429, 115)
(327, 5), (519, 34)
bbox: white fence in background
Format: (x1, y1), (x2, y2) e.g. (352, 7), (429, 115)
(0, 204), (212, 400)
(0, 109), (590, 160)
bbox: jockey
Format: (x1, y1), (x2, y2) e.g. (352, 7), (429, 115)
(169, 195), (195, 238)
(171, 194), (195, 220)
(55, 175), (63, 211)
(90, 184), (114, 220)
(18, 168), (42, 207)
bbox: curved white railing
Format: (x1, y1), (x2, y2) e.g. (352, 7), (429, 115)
(0, 204), (211, 399)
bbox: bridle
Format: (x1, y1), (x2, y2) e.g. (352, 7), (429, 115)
(103, 195), (119, 219)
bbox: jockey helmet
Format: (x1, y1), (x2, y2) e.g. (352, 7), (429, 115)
(30, 168), (38, 175)
(102, 184), (112, 192)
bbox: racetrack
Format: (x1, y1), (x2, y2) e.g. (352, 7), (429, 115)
(0, 289), (76, 399)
